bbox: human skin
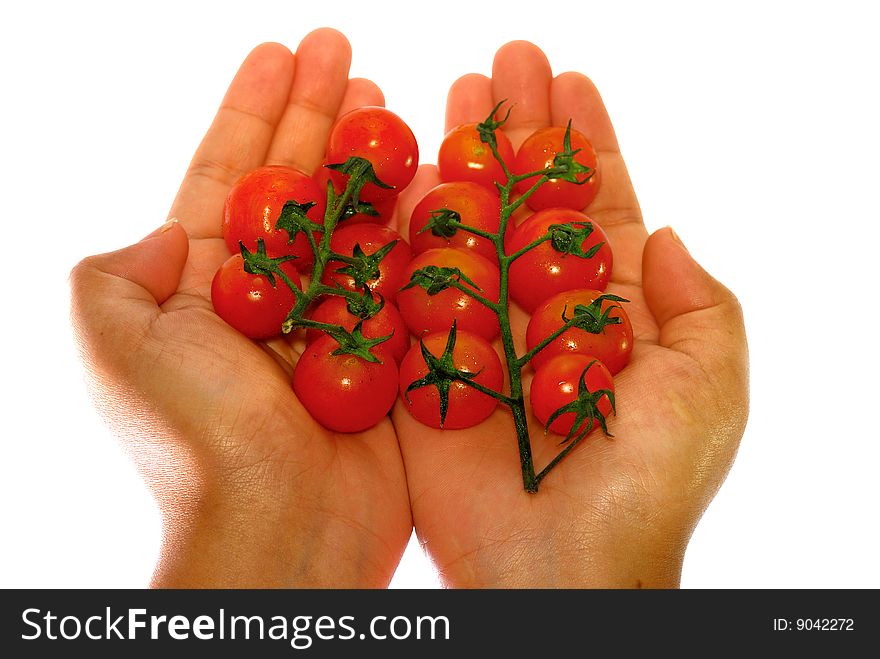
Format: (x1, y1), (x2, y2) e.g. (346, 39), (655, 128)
(69, 32), (748, 589)
(390, 42), (749, 588)
(69, 30), (414, 588)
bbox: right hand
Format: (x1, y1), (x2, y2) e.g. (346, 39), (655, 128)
(69, 29), (414, 588)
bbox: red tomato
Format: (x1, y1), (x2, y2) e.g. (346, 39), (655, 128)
(437, 123), (515, 190)
(529, 354), (615, 437)
(397, 247), (501, 341)
(507, 208), (613, 313)
(513, 126), (600, 211)
(292, 334), (399, 433)
(398, 330), (503, 429)
(526, 289), (633, 374)
(305, 295), (410, 365)
(210, 253), (301, 340)
(325, 106), (419, 202)
(408, 181), (501, 262)
(313, 159), (397, 225)
(222, 165), (325, 271)
(321, 224), (413, 303)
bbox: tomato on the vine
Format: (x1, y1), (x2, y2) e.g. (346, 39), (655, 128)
(513, 125), (600, 211)
(325, 106), (419, 202)
(408, 181), (501, 263)
(507, 208), (613, 313)
(526, 289), (633, 374)
(210, 253), (301, 340)
(399, 329), (503, 429)
(305, 295), (410, 365)
(313, 159), (397, 225)
(222, 165), (325, 271)
(437, 123), (515, 190)
(292, 334), (399, 433)
(397, 247), (501, 341)
(321, 224), (413, 303)
(529, 354), (615, 437)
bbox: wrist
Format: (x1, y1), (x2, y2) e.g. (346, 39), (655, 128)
(433, 521), (687, 589)
(150, 478), (401, 589)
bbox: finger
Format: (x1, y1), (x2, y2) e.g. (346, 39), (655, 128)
(264, 28), (353, 174)
(445, 73), (493, 132)
(392, 163), (442, 236)
(551, 71), (647, 286)
(338, 77), (385, 116)
(550, 72), (621, 153)
(491, 41), (553, 150)
(642, 227), (747, 372)
(169, 43), (295, 238)
(70, 221), (190, 364)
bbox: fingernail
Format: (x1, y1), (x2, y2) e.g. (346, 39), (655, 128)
(142, 218), (178, 241)
(667, 226), (688, 252)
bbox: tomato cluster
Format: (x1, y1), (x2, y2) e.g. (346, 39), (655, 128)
(211, 106), (418, 432)
(209, 102), (634, 489)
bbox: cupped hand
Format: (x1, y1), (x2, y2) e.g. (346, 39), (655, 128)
(392, 42), (749, 588)
(69, 30), (412, 587)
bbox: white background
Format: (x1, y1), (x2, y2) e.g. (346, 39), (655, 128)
(1, 0), (878, 589)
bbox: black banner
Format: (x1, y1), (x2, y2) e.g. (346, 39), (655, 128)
(1, 589), (875, 656)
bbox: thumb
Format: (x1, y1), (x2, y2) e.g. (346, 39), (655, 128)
(70, 219), (189, 369)
(72, 219), (189, 306)
(642, 227), (747, 375)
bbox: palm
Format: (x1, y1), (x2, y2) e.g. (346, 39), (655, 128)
(392, 42), (746, 587)
(113, 32), (413, 586)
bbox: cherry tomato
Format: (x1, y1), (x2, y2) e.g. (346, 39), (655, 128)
(321, 224), (413, 303)
(408, 181), (501, 263)
(305, 295), (410, 365)
(507, 208), (613, 313)
(292, 334), (399, 433)
(222, 165), (325, 271)
(529, 354), (615, 437)
(210, 253), (301, 340)
(399, 330), (503, 429)
(313, 159), (397, 225)
(513, 125), (600, 211)
(437, 123), (515, 190)
(325, 106), (419, 202)
(526, 289), (633, 374)
(397, 247), (501, 341)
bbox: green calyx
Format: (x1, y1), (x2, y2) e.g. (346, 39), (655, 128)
(404, 321), (479, 427)
(340, 199), (380, 223)
(418, 208), (461, 239)
(325, 156), (393, 206)
(332, 240), (398, 290)
(275, 200), (322, 245)
(545, 360), (616, 444)
(547, 120), (595, 184)
(548, 221), (605, 258)
(239, 238), (297, 289)
(477, 99), (512, 152)
(400, 265), (482, 296)
(345, 288), (386, 320)
(328, 322), (391, 364)
(562, 294), (630, 334)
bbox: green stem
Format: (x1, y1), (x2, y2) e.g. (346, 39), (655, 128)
(447, 279), (500, 312)
(534, 432), (587, 486)
(516, 316), (579, 368)
(492, 177), (538, 492)
(460, 378), (516, 407)
(448, 219), (498, 243)
(285, 163), (367, 322)
(507, 233), (552, 263)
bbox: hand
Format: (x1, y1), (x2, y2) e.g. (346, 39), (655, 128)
(392, 41), (749, 588)
(69, 29), (412, 588)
